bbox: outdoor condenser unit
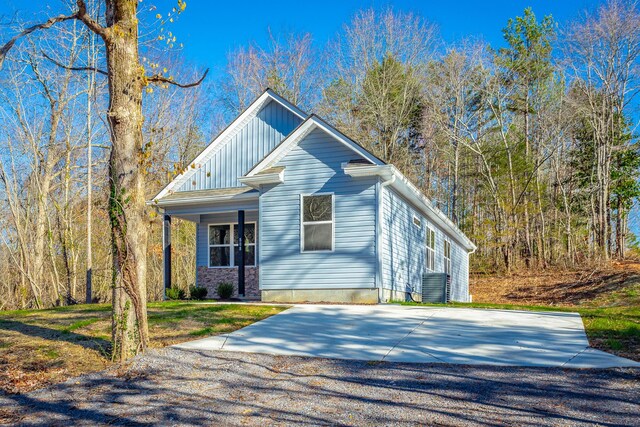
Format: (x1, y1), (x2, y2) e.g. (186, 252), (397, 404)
(421, 273), (450, 303)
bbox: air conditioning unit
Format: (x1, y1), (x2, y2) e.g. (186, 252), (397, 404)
(421, 273), (450, 303)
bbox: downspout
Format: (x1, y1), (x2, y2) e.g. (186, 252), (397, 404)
(382, 174), (396, 188)
(377, 173), (396, 302)
(383, 171), (420, 302)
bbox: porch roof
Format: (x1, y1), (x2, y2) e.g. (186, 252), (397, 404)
(150, 186), (258, 207)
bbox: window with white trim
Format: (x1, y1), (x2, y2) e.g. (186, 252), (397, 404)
(301, 194), (333, 252)
(209, 223), (256, 267)
(425, 226), (435, 271)
(444, 239), (451, 276)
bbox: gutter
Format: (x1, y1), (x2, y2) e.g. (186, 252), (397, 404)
(238, 169), (285, 189)
(146, 191), (259, 208)
(344, 164), (477, 253)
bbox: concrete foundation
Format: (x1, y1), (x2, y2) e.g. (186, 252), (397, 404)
(262, 288), (378, 304)
(379, 288), (421, 303)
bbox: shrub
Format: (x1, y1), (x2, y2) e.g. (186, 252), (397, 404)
(189, 285), (208, 300)
(217, 282), (234, 299)
(166, 287), (186, 300)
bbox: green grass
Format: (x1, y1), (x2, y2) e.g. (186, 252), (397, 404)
(189, 327), (215, 336)
(0, 302), (288, 394)
(397, 301), (640, 360)
(62, 318), (101, 333)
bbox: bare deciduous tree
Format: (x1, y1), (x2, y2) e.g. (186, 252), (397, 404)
(0, 0), (207, 360)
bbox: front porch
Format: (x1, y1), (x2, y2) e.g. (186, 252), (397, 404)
(157, 187), (261, 300)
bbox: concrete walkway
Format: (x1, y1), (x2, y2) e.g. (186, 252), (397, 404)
(175, 304), (640, 368)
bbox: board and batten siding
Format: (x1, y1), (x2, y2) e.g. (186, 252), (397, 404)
(381, 187), (471, 302)
(259, 128), (378, 290)
(177, 100), (302, 192)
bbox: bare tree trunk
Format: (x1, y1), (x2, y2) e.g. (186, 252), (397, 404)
(86, 31), (95, 304)
(104, 0), (150, 360)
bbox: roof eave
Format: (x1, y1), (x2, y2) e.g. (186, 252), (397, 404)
(390, 172), (477, 252)
(344, 164), (476, 252)
(238, 169), (285, 189)
(246, 115), (385, 178)
(147, 190), (259, 208)
(344, 164), (394, 180)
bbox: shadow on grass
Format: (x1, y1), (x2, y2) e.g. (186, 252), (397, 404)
(0, 319), (111, 354)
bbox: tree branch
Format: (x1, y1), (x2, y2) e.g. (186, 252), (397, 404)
(146, 69), (209, 88)
(0, 13), (77, 69)
(75, 0), (107, 38)
(42, 51), (107, 76)
(0, 1), (107, 71)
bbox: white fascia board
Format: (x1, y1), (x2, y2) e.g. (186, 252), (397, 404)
(344, 164), (476, 252)
(311, 117), (385, 166)
(238, 169), (285, 189)
(344, 164), (394, 181)
(265, 89), (307, 119)
(247, 116), (383, 177)
(153, 90), (305, 201)
(389, 170), (477, 252)
(151, 191), (259, 208)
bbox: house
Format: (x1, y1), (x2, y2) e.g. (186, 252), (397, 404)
(151, 89), (476, 303)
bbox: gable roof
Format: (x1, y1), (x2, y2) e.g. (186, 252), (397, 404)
(152, 88), (307, 202)
(150, 90), (474, 251)
(244, 114), (385, 178)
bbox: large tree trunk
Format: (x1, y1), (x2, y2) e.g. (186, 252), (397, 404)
(104, 0), (149, 360)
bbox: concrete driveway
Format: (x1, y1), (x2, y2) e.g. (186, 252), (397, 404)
(175, 304), (639, 368)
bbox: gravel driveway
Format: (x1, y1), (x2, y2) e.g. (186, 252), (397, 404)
(1, 347), (638, 426)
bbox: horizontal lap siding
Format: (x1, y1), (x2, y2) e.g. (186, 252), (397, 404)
(177, 101), (301, 192)
(196, 211), (259, 267)
(260, 128), (377, 290)
(381, 188), (426, 294)
(433, 218), (470, 302)
(381, 187), (470, 301)
(449, 239), (470, 302)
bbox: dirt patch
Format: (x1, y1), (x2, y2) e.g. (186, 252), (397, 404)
(470, 260), (640, 306)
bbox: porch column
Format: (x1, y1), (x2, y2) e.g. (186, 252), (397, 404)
(238, 210), (245, 297)
(163, 214), (171, 298)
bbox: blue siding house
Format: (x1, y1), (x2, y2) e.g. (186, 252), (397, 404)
(151, 89), (476, 303)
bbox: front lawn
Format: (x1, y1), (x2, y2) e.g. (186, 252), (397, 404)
(399, 301), (640, 361)
(0, 302), (287, 394)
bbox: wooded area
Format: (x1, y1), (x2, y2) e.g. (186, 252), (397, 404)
(0, 0), (638, 319)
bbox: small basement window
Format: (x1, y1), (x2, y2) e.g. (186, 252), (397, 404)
(301, 194), (333, 252)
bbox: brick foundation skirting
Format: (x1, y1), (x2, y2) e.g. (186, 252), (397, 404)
(196, 266), (260, 300)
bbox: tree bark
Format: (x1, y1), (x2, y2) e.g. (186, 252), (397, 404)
(103, 0), (150, 360)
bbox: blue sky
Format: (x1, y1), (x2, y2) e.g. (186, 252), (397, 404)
(2, 0), (637, 238)
(167, 0), (601, 74)
(4, 0), (601, 75)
